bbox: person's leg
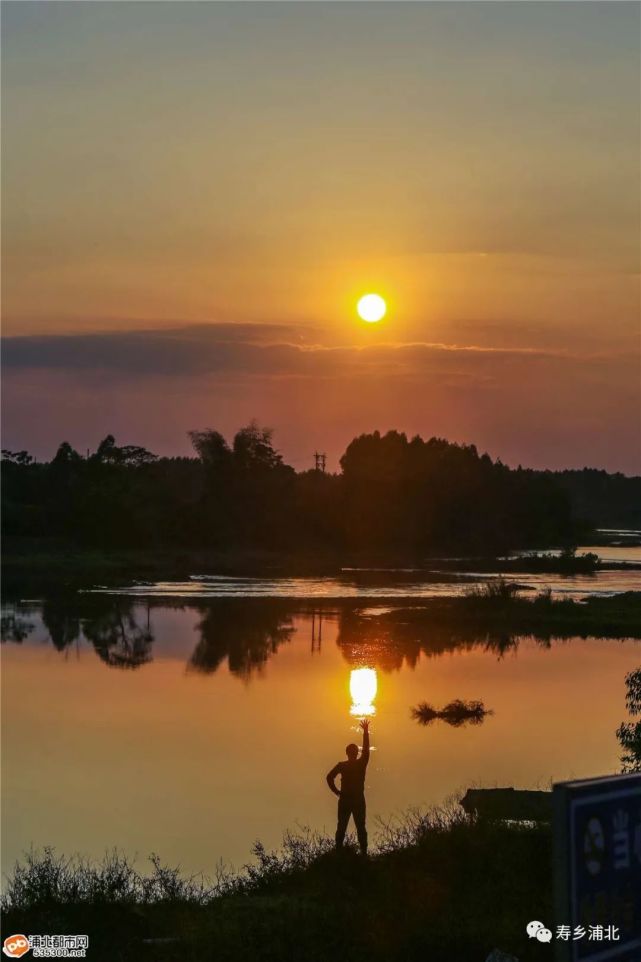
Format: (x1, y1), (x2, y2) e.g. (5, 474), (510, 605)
(335, 797), (351, 849)
(353, 797), (368, 854)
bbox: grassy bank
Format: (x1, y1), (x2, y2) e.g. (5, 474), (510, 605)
(345, 585), (641, 640)
(2, 808), (552, 962)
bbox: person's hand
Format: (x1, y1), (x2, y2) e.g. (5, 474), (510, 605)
(360, 718), (370, 732)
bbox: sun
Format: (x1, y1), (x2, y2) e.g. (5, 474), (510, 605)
(357, 293), (386, 323)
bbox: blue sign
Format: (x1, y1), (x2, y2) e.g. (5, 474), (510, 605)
(554, 773), (641, 962)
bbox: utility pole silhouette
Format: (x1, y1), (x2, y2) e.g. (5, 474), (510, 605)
(311, 609), (323, 653)
(314, 452), (327, 472)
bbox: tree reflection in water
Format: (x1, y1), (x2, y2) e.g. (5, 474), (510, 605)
(41, 598), (82, 652)
(82, 601), (154, 670)
(189, 601), (295, 679)
(1, 607), (36, 643)
(6, 596), (637, 686)
(4, 596), (296, 677)
(335, 606), (520, 673)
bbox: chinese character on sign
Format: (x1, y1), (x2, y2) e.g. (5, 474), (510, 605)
(612, 810), (630, 870)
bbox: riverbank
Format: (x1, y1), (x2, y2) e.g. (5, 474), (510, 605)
(2, 539), (338, 592)
(351, 584), (641, 639)
(3, 538), (638, 595)
(1, 807), (552, 962)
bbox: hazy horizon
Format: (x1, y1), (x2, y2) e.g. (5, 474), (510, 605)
(2, 2), (640, 473)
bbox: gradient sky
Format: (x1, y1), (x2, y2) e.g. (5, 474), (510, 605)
(2, 2), (640, 472)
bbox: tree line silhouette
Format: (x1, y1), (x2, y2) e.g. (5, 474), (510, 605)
(0, 422), (612, 557)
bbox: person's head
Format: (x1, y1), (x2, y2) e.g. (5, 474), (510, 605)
(345, 743), (359, 761)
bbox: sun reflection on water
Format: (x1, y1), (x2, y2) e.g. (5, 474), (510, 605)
(349, 667), (377, 717)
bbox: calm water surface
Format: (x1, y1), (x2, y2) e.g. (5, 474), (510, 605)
(88, 542), (641, 601)
(2, 594), (640, 879)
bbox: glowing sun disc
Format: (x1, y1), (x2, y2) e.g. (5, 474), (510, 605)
(357, 293), (386, 323)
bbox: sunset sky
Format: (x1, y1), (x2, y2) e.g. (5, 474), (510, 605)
(2, 1), (639, 472)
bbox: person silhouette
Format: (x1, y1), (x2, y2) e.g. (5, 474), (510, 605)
(326, 718), (370, 854)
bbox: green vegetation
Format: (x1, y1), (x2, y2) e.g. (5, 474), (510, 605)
(2, 808), (552, 962)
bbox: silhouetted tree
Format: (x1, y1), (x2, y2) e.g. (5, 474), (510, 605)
(188, 429), (231, 467)
(2, 425), (599, 555)
(233, 421), (283, 472)
(92, 435), (157, 466)
(617, 668), (641, 772)
(1, 449), (33, 465)
(52, 442), (82, 465)
(94, 434), (117, 462)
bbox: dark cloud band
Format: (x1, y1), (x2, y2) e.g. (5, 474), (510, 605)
(3, 323), (629, 384)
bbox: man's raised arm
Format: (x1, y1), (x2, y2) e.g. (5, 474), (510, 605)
(326, 763), (341, 797)
(360, 719), (370, 766)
